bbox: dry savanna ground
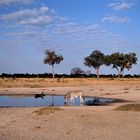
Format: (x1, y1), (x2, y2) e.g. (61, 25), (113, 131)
(0, 78), (140, 140)
(0, 77), (140, 88)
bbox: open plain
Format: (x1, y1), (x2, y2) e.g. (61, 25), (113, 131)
(0, 78), (140, 140)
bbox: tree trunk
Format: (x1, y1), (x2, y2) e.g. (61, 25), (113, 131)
(121, 69), (124, 77)
(52, 64), (55, 81)
(96, 67), (99, 79)
(115, 67), (121, 78)
(118, 69), (122, 78)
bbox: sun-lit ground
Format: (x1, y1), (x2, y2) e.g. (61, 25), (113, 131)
(0, 77), (140, 88)
(0, 78), (140, 140)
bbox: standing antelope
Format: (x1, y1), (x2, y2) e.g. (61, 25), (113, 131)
(64, 90), (84, 105)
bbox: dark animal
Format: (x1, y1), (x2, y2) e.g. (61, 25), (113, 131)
(35, 92), (45, 99)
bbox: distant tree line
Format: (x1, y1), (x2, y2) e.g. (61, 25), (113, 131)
(43, 49), (138, 79)
(0, 50), (138, 79)
(1, 73), (140, 79)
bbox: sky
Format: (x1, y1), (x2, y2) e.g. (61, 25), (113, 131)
(0, 0), (140, 75)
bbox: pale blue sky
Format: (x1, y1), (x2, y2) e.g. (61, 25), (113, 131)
(0, 0), (140, 75)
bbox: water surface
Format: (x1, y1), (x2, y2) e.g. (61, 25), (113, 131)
(0, 95), (114, 107)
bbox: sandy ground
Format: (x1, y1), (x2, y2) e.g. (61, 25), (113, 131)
(0, 79), (140, 140)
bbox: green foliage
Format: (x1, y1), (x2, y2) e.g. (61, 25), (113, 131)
(44, 50), (63, 66)
(104, 52), (137, 77)
(84, 50), (105, 78)
(44, 50), (63, 79)
(84, 50), (105, 68)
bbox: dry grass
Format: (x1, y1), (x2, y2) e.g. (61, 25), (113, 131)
(0, 78), (140, 88)
(115, 104), (140, 112)
(124, 87), (129, 90)
(33, 107), (63, 115)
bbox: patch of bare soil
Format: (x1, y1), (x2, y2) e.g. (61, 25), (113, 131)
(0, 106), (140, 140)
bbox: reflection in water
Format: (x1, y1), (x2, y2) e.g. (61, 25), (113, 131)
(84, 97), (114, 106)
(0, 95), (114, 107)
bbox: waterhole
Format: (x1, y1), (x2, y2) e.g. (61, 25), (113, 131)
(0, 95), (115, 107)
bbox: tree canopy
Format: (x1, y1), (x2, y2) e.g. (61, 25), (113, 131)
(44, 50), (63, 79)
(105, 52), (137, 77)
(44, 50), (63, 66)
(84, 50), (105, 78)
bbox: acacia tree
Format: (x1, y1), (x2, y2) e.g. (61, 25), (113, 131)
(44, 50), (63, 80)
(84, 50), (105, 79)
(105, 52), (137, 77)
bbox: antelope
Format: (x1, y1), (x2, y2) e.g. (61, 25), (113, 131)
(64, 90), (84, 105)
